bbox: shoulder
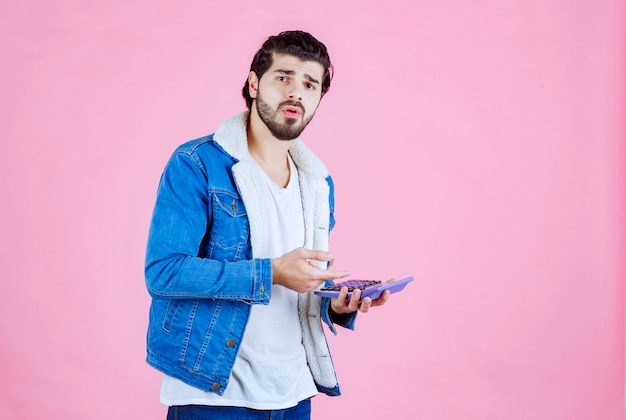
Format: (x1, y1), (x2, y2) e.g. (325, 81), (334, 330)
(169, 134), (236, 169)
(173, 135), (217, 156)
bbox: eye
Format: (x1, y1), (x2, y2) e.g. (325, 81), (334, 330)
(277, 75), (288, 82)
(306, 82), (316, 90)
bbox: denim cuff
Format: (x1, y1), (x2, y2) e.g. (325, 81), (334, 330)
(321, 297), (357, 334)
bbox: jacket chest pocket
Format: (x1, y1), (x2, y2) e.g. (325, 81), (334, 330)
(208, 191), (249, 251)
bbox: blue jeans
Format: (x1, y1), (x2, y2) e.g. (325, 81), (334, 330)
(166, 399), (311, 420)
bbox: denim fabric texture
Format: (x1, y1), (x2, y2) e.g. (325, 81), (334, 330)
(166, 399), (311, 420)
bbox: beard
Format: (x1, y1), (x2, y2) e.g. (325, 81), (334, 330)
(255, 93), (315, 141)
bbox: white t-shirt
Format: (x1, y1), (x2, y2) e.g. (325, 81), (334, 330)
(160, 155), (318, 409)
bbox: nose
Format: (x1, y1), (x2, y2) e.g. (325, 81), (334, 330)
(286, 85), (303, 102)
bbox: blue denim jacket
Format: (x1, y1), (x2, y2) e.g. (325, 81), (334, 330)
(145, 113), (355, 397)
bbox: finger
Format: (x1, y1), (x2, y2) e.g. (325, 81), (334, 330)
(322, 270), (350, 280)
(301, 249), (335, 263)
(349, 288), (362, 311)
(307, 259), (320, 269)
(370, 289), (391, 307)
(330, 286), (350, 314)
(360, 297), (372, 313)
(305, 258), (348, 277)
(337, 286), (349, 303)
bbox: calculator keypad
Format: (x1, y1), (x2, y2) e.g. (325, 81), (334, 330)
(321, 280), (381, 292)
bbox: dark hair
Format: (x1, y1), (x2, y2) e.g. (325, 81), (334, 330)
(242, 30), (333, 110)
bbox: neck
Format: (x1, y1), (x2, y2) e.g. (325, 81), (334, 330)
(247, 109), (293, 187)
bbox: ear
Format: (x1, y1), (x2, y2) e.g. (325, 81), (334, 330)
(248, 71), (259, 99)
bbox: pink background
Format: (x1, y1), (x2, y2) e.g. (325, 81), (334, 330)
(1, 1), (624, 419)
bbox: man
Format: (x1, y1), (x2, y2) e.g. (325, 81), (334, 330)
(145, 30), (390, 420)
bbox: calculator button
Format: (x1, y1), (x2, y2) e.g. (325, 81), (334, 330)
(321, 280), (381, 292)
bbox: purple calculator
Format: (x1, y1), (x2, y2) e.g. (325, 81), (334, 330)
(314, 276), (414, 300)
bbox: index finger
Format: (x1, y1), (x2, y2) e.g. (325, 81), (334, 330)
(321, 269), (350, 280)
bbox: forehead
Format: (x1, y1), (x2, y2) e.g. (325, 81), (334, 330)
(266, 53), (325, 81)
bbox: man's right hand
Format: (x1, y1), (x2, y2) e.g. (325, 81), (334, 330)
(271, 247), (350, 293)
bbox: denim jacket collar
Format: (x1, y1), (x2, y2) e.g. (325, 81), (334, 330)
(213, 111), (330, 180)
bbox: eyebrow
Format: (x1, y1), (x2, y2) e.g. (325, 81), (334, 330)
(274, 69), (320, 85)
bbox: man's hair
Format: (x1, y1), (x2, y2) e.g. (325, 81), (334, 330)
(242, 30), (333, 110)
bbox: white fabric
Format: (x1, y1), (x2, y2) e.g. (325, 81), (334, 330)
(212, 113), (338, 392)
(160, 155), (317, 409)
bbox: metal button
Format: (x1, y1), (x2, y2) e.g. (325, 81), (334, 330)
(226, 340), (236, 348)
(231, 200), (237, 211)
(212, 383), (221, 391)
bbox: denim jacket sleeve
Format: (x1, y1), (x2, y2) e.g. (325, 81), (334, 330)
(321, 296), (357, 334)
(144, 149), (272, 304)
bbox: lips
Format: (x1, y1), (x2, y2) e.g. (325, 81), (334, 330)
(280, 103), (303, 118)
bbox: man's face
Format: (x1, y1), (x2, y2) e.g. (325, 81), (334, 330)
(250, 53), (325, 140)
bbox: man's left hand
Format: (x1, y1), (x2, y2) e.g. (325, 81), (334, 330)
(329, 279), (393, 314)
